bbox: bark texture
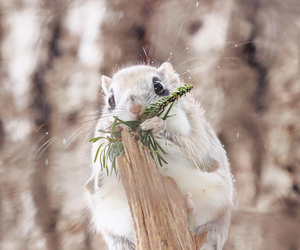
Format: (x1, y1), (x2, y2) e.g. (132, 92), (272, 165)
(117, 128), (207, 250)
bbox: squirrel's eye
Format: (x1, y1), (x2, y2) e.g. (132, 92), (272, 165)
(108, 93), (115, 109)
(152, 77), (169, 96)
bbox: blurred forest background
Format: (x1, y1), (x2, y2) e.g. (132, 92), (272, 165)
(1, 0), (300, 249)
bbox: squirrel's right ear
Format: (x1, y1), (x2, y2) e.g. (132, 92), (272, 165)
(101, 75), (112, 95)
(159, 62), (179, 85)
(158, 62), (174, 76)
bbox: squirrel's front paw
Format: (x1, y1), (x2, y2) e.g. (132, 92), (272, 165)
(140, 117), (165, 135)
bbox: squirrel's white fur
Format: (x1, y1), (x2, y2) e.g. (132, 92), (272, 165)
(85, 62), (233, 250)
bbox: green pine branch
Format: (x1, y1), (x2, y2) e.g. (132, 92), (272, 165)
(90, 84), (193, 176)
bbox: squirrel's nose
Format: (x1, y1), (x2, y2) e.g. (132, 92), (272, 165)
(129, 104), (143, 114)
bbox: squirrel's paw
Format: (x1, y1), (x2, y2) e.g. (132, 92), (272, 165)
(184, 192), (195, 214)
(140, 117), (165, 135)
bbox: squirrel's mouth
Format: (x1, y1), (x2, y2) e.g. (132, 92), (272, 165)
(131, 113), (143, 121)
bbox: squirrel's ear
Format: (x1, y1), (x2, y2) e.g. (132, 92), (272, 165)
(101, 75), (112, 95)
(158, 62), (174, 76)
(84, 177), (95, 194)
(159, 62), (179, 85)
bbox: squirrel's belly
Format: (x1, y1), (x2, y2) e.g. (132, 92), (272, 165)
(90, 143), (232, 237)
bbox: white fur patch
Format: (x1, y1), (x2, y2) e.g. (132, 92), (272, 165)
(165, 106), (191, 135)
(158, 142), (232, 231)
(89, 173), (135, 240)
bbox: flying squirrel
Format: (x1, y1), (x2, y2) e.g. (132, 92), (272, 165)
(85, 62), (234, 250)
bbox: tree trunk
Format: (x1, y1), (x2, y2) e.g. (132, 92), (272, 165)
(117, 128), (207, 250)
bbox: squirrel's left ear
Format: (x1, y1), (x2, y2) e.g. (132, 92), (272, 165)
(84, 176), (95, 194)
(101, 75), (112, 95)
(159, 62), (179, 85)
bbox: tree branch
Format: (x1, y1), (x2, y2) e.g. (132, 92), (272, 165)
(117, 128), (207, 250)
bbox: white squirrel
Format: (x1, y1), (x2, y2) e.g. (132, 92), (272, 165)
(85, 62), (234, 250)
